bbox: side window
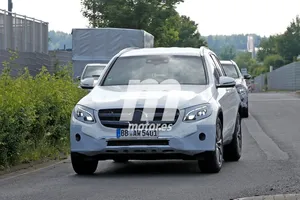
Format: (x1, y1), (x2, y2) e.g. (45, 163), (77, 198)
(211, 55), (225, 76)
(207, 55), (220, 84)
(213, 69), (220, 84)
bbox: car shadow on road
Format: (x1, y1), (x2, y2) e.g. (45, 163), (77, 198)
(72, 160), (218, 178)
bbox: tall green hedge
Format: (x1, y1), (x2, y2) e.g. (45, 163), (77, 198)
(0, 60), (87, 169)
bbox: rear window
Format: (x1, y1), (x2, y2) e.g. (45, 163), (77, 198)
(221, 64), (240, 78)
(102, 55), (207, 86)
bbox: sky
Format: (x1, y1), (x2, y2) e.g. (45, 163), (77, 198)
(1, 0), (300, 36)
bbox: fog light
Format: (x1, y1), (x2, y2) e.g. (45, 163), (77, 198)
(75, 133), (81, 141)
(199, 133), (206, 141)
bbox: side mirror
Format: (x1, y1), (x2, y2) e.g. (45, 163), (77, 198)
(216, 76), (236, 88)
(76, 76), (81, 80)
(244, 74), (251, 79)
(80, 77), (94, 89)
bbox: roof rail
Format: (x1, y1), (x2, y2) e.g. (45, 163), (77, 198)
(230, 60), (237, 65)
(200, 46), (209, 50)
(118, 47), (140, 55)
(199, 46), (210, 56)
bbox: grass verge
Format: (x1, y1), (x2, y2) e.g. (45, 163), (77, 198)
(0, 52), (87, 171)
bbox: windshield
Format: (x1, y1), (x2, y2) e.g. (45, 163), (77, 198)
(222, 64), (240, 78)
(102, 55), (207, 86)
(82, 65), (106, 80)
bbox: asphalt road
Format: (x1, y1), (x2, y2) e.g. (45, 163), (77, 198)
(1, 92), (300, 200)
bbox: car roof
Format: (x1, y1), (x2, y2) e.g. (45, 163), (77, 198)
(86, 63), (106, 67)
(120, 47), (202, 57)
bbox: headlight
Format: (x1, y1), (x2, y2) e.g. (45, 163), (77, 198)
(236, 86), (247, 95)
(183, 104), (213, 122)
(74, 105), (96, 124)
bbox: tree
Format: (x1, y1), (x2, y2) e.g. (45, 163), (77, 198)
(234, 51), (256, 70)
(81, 0), (206, 47)
(256, 35), (279, 62)
(277, 15), (300, 63)
(220, 45), (236, 60)
(255, 16), (300, 65)
(263, 54), (284, 70)
(153, 13), (181, 47)
(250, 64), (268, 76)
(173, 15), (207, 47)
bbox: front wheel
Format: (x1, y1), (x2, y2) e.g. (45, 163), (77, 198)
(223, 112), (242, 161)
(71, 154), (98, 175)
(198, 117), (223, 173)
(241, 99), (249, 118)
(241, 106), (249, 118)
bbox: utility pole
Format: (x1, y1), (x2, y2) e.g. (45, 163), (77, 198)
(92, 0), (96, 28)
(8, 0), (13, 13)
(7, 0), (13, 49)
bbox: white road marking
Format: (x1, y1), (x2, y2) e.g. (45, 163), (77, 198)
(243, 113), (289, 160)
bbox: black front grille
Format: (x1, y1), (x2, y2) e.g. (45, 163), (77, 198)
(107, 139), (169, 146)
(98, 108), (180, 128)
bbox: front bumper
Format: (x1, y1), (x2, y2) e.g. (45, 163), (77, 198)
(70, 112), (217, 159)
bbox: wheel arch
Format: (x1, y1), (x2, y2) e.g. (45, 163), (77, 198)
(217, 108), (223, 126)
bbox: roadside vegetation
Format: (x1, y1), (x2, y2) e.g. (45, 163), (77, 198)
(0, 51), (87, 169)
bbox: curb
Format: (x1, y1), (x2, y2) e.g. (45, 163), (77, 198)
(0, 155), (69, 178)
(235, 194), (300, 200)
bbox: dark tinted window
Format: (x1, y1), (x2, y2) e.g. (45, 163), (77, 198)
(207, 55), (220, 84)
(102, 55), (207, 86)
(211, 55), (225, 75)
(82, 65), (106, 80)
(222, 64), (240, 78)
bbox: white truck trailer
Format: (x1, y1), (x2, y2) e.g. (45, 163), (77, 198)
(71, 28), (154, 78)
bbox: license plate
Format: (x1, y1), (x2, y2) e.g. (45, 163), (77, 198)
(116, 128), (159, 138)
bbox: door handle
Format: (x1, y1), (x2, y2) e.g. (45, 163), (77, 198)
(226, 88), (232, 92)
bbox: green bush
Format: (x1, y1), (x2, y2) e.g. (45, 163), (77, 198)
(0, 58), (87, 169)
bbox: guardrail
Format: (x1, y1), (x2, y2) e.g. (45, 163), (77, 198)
(0, 9), (48, 53)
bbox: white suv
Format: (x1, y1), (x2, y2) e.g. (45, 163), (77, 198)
(220, 60), (251, 118)
(70, 47), (242, 174)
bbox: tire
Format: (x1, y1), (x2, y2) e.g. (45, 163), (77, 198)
(198, 117), (223, 173)
(242, 107), (249, 118)
(113, 158), (129, 163)
(71, 153), (98, 175)
(223, 112), (242, 162)
(241, 99), (249, 118)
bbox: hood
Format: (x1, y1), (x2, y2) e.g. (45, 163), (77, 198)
(78, 85), (213, 110)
